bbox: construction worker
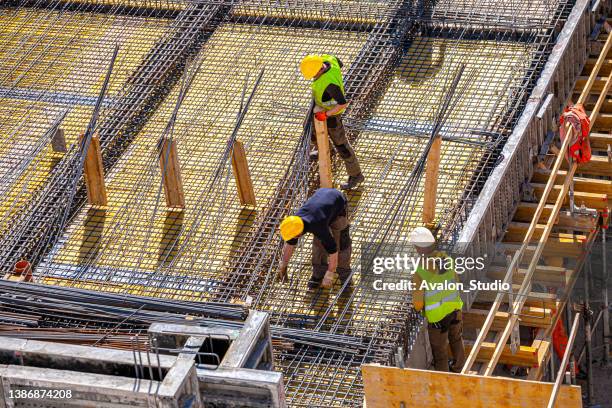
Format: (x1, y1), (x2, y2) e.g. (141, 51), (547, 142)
(300, 54), (364, 190)
(277, 188), (352, 289)
(410, 227), (465, 372)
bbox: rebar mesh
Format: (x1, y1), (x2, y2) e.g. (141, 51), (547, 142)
(0, 0), (576, 405)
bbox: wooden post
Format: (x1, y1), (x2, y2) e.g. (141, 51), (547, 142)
(423, 136), (442, 225)
(80, 132), (108, 206)
(159, 138), (185, 209)
(314, 118), (333, 188)
(231, 140), (256, 206)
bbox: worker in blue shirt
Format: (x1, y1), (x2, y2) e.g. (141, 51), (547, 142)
(277, 188), (352, 289)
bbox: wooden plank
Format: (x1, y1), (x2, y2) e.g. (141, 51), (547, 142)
(591, 112), (612, 130)
(528, 328), (551, 381)
(562, 155), (612, 177)
(589, 132), (612, 150)
(464, 342), (539, 367)
(532, 169), (612, 195)
(314, 117), (332, 188)
(80, 132), (107, 207)
(158, 138), (185, 209)
(486, 264), (569, 287)
(362, 366), (582, 407)
(583, 57), (612, 76)
(464, 307), (553, 330)
(422, 136), (441, 225)
(514, 202), (596, 230)
(504, 223), (588, 245)
(530, 183), (608, 210)
(500, 239), (583, 259)
(231, 140), (256, 206)
(574, 76), (612, 93)
(475, 286), (558, 310)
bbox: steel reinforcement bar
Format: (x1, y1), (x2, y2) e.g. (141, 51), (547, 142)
(215, 0), (419, 304)
(0, 0), (229, 273)
(456, 0), (597, 306)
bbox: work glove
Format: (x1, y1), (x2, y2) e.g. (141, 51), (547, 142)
(276, 263), (288, 283)
(314, 111), (328, 122)
(321, 270), (337, 289)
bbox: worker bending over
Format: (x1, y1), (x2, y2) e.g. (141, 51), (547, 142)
(300, 54), (364, 190)
(278, 188), (352, 289)
(410, 227), (465, 372)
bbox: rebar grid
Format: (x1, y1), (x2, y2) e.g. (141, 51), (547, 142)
(0, 0), (576, 405)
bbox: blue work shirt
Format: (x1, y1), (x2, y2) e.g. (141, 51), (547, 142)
(287, 188), (347, 254)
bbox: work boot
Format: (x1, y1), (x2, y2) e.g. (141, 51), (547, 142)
(340, 173), (364, 190)
(307, 276), (322, 289)
(309, 149), (319, 160)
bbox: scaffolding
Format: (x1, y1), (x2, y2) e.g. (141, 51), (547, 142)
(0, 0), (576, 405)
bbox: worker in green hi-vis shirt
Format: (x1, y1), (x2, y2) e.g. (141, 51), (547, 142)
(300, 54), (364, 190)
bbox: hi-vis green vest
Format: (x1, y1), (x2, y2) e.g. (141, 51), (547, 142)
(311, 55), (346, 115)
(416, 251), (463, 323)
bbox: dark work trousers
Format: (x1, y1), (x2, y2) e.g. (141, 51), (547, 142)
(310, 207), (352, 282)
(428, 310), (466, 372)
(312, 114), (362, 177)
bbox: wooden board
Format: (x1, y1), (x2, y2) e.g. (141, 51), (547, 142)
(362, 365), (582, 408)
(81, 132), (108, 207)
(231, 140), (256, 206)
(423, 136), (441, 225)
(314, 117), (333, 188)
(158, 138), (185, 209)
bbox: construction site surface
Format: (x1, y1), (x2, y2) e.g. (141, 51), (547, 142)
(0, 0), (610, 407)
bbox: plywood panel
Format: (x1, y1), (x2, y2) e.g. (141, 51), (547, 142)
(362, 365), (582, 408)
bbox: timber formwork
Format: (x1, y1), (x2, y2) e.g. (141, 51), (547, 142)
(0, 0), (578, 405)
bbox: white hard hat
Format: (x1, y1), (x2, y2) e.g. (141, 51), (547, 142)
(409, 227), (435, 247)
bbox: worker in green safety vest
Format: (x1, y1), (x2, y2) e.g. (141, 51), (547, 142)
(410, 226), (466, 372)
(300, 54), (364, 190)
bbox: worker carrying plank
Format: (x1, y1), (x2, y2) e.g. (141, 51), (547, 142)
(410, 227), (466, 372)
(300, 54), (364, 190)
(277, 188), (352, 289)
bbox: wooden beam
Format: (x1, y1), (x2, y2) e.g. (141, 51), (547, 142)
(158, 138), (185, 209)
(313, 118), (333, 188)
(504, 224), (588, 247)
(591, 112), (612, 130)
(231, 140), (256, 206)
(464, 307), (553, 330)
(528, 328), (551, 381)
(499, 239), (584, 258)
(423, 136), (441, 225)
(532, 169), (612, 195)
(530, 183), (608, 210)
(562, 154), (612, 177)
(514, 202), (596, 230)
(589, 132), (612, 150)
(464, 341), (540, 367)
(362, 365), (581, 407)
(486, 264), (569, 287)
(80, 132), (107, 207)
(475, 286), (558, 310)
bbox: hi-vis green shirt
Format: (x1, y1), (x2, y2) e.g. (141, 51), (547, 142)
(311, 55), (346, 115)
(415, 250), (464, 323)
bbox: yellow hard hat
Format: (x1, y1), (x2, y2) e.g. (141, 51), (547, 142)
(300, 55), (324, 80)
(280, 216), (304, 241)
